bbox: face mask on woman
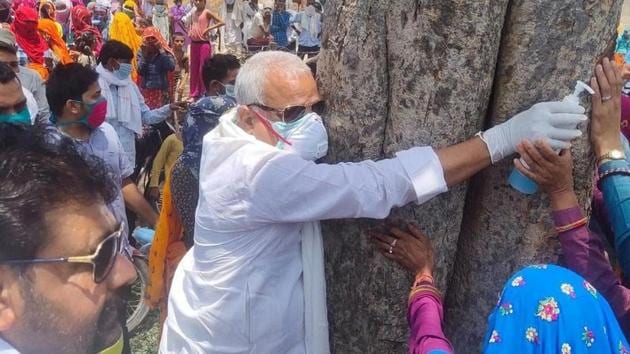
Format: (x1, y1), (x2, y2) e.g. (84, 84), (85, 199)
(273, 112), (328, 161)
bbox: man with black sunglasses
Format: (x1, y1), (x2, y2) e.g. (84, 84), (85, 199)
(0, 123), (137, 353)
(161, 51), (587, 353)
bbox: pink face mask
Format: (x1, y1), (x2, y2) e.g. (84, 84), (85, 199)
(80, 97), (108, 129)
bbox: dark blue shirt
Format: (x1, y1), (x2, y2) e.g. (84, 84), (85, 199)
(138, 51), (175, 90)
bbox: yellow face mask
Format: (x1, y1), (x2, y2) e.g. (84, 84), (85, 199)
(96, 335), (123, 354)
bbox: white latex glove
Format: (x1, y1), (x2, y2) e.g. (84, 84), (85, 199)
(480, 101), (587, 164)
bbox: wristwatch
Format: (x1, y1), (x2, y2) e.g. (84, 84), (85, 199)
(597, 149), (626, 166)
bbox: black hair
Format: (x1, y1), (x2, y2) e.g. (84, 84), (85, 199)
(173, 32), (186, 39)
(0, 43), (17, 55)
(74, 32), (96, 56)
(97, 40), (133, 65)
(0, 123), (117, 261)
(46, 63), (99, 116)
(0, 60), (16, 84)
(202, 54), (240, 90)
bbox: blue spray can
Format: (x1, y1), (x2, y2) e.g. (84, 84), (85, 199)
(508, 81), (594, 194)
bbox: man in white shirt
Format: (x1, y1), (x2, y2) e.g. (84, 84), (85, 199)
(289, 0), (321, 54)
(160, 51), (586, 353)
(220, 0), (245, 55)
(247, 7), (271, 47)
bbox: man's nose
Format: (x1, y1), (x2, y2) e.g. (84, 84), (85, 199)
(106, 254), (137, 289)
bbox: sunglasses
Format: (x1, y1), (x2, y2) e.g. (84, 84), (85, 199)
(0, 223), (125, 283)
(251, 100), (325, 123)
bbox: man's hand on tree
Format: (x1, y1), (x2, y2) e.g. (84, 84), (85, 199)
(480, 100), (586, 164)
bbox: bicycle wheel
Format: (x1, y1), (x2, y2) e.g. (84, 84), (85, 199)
(126, 256), (151, 333)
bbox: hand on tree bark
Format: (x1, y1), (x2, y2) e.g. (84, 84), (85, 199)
(514, 140), (574, 197)
(590, 57), (624, 158)
(371, 223), (434, 277)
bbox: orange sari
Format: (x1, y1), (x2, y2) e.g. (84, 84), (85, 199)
(147, 170), (186, 328)
(38, 18), (73, 65)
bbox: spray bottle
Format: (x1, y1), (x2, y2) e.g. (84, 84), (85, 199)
(508, 81), (594, 194)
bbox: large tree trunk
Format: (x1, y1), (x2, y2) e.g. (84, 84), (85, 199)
(444, 1), (622, 350)
(318, 0), (622, 352)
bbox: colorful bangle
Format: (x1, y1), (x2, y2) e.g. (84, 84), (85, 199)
(408, 284), (441, 305)
(555, 217), (588, 234)
(412, 274), (434, 288)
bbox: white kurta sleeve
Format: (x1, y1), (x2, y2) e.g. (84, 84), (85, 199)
(250, 146), (447, 223)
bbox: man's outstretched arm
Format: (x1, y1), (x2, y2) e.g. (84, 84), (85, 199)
(437, 100), (586, 187)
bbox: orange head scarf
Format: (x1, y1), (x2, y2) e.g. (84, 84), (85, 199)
(142, 26), (173, 56)
(38, 18), (73, 64)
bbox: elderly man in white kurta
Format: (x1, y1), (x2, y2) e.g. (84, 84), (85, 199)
(160, 51), (587, 354)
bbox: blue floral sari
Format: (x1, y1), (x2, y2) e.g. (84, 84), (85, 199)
(483, 264), (629, 354)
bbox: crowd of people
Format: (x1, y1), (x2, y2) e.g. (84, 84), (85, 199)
(0, 1), (629, 353)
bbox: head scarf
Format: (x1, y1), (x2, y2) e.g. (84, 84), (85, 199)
(38, 0), (55, 19)
(12, 6), (49, 79)
(71, 5), (102, 51)
(483, 265), (629, 354)
(108, 11), (141, 80)
(180, 96), (236, 177)
(142, 26), (173, 56)
(122, 0), (135, 18)
(12, 0), (36, 10)
(37, 18), (73, 64)
(0, 0), (11, 23)
(95, 0), (111, 9)
(11, 6), (47, 63)
(54, 0), (71, 24)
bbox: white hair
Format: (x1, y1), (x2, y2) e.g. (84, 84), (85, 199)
(235, 51), (312, 106)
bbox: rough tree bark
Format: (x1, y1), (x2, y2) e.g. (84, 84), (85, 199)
(445, 0), (622, 350)
(318, 0), (622, 352)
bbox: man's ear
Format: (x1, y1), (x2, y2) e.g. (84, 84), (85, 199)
(105, 57), (118, 71)
(237, 105), (256, 134)
(0, 269), (18, 332)
(66, 100), (82, 116)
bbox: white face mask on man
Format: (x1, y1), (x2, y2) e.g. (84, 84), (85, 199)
(273, 112), (328, 161)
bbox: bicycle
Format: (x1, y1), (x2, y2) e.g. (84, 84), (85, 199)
(126, 227), (155, 333)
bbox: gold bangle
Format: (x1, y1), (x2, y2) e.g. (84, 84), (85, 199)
(555, 217), (588, 234)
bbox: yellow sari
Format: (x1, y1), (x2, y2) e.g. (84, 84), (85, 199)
(146, 170), (186, 329)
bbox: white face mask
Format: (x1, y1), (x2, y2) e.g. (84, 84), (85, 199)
(273, 112), (328, 161)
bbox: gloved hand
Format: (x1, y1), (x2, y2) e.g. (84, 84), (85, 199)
(481, 101), (587, 164)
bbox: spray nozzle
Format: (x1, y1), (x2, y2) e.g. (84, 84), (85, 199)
(563, 80), (594, 105)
